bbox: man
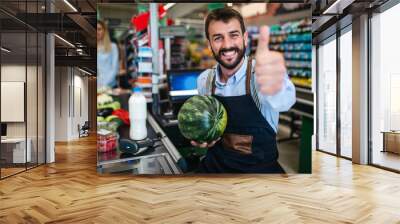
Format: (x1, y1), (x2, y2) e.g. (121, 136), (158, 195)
(193, 7), (296, 173)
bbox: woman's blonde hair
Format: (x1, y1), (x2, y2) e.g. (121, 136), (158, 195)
(97, 20), (111, 53)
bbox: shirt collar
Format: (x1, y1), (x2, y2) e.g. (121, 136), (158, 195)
(215, 55), (248, 88)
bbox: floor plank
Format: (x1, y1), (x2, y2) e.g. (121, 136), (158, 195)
(0, 135), (399, 223)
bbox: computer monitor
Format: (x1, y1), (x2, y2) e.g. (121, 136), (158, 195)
(1, 123), (6, 137)
(167, 69), (203, 102)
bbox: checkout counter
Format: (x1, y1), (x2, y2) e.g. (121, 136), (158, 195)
(97, 69), (206, 175)
(97, 86), (187, 175)
(97, 112), (183, 174)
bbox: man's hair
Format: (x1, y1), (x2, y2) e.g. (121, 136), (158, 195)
(205, 7), (246, 40)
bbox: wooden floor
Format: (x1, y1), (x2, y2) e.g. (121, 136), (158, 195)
(1, 167), (26, 178)
(1, 136), (400, 223)
(372, 151), (400, 171)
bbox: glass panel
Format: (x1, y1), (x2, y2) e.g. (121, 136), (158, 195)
(1, 13), (28, 177)
(317, 37), (337, 154)
(26, 0), (39, 169)
(371, 4), (400, 171)
(339, 29), (352, 158)
(0, 1), (46, 178)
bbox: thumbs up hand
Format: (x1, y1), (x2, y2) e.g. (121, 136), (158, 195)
(255, 26), (286, 95)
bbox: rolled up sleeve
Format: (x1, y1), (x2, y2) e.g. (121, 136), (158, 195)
(258, 74), (296, 112)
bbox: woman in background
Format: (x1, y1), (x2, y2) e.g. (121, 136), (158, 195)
(97, 20), (119, 89)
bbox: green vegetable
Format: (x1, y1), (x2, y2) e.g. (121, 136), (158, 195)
(109, 101), (121, 110)
(97, 93), (113, 106)
(105, 115), (119, 123)
(178, 95), (227, 143)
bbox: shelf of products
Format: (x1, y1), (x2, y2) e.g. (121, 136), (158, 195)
(248, 18), (312, 89)
(124, 29), (139, 79)
(170, 37), (188, 70)
(123, 28), (154, 102)
(122, 27), (170, 104)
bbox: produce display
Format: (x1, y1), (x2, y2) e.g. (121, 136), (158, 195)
(97, 129), (118, 153)
(97, 93), (121, 110)
(96, 93), (129, 129)
(178, 96), (227, 143)
(97, 93), (130, 153)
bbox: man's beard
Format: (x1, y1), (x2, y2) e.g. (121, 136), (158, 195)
(211, 42), (246, 70)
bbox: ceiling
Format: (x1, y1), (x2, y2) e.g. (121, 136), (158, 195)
(0, 0), (97, 74)
(311, 0), (390, 43)
(97, 3), (211, 40)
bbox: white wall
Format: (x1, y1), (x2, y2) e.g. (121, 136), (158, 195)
(54, 67), (89, 141)
(1, 65), (34, 138)
(71, 72), (89, 139)
(1, 65), (26, 140)
(55, 66), (68, 141)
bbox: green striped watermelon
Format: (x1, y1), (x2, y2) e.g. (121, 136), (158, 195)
(178, 95), (227, 143)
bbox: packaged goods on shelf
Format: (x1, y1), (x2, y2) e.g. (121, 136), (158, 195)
(249, 18), (312, 86)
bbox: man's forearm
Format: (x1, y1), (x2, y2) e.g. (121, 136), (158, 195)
(258, 75), (296, 112)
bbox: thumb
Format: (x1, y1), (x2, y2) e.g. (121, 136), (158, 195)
(256, 26), (270, 56)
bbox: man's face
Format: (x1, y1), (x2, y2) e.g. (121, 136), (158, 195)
(207, 19), (248, 70)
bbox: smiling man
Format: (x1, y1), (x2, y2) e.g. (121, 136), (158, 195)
(194, 7), (296, 173)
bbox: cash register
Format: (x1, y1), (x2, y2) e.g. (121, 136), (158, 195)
(161, 69), (203, 123)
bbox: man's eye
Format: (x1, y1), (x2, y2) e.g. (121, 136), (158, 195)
(214, 37), (221, 41)
(231, 34), (239, 38)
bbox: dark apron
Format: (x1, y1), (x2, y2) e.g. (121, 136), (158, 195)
(198, 58), (285, 173)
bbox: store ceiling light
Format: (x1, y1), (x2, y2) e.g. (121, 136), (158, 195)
(78, 67), (92, 76)
(54, 34), (75, 48)
(322, 0), (354, 15)
(1, 47), (11, 53)
(227, 3), (233, 7)
(164, 3), (176, 10)
(63, 0), (78, 12)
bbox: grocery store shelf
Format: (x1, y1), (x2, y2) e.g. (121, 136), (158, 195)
(296, 98), (314, 106)
(291, 79), (312, 88)
(290, 108), (313, 119)
(279, 114), (292, 122)
(295, 86), (313, 94)
(136, 83), (168, 88)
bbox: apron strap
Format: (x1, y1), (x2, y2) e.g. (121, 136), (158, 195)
(249, 60), (262, 111)
(211, 69), (217, 95)
(245, 56), (252, 95)
(205, 66), (216, 96)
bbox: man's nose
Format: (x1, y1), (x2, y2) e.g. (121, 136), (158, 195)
(221, 36), (234, 49)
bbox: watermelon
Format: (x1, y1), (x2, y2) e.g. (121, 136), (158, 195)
(178, 95), (227, 143)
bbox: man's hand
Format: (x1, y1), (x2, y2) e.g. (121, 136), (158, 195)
(190, 137), (221, 148)
(255, 26), (286, 96)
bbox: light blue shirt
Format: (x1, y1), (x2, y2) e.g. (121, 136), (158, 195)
(197, 56), (296, 133)
(97, 43), (119, 88)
